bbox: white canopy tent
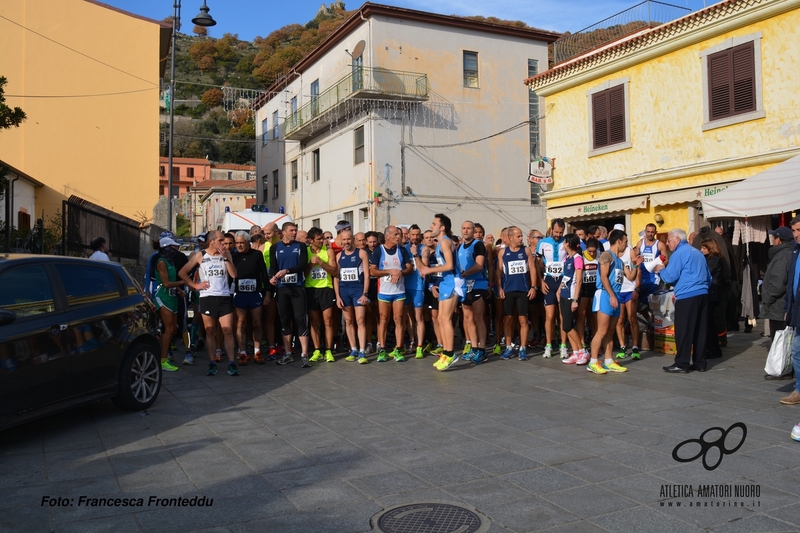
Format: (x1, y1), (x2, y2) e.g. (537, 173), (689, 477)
(702, 154), (800, 218)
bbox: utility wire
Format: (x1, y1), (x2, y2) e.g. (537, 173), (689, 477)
(172, 133), (255, 143)
(7, 88), (157, 98)
(407, 121), (532, 149)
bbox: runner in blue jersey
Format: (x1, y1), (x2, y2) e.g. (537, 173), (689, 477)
(404, 225), (426, 359)
(496, 226), (538, 361)
(334, 229), (371, 364)
(588, 229), (638, 375)
(537, 219), (568, 358)
(422, 230), (444, 355)
(457, 221), (489, 364)
(635, 223), (668, 300)
(419, 214), (461, 371)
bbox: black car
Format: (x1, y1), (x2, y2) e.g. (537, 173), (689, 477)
(0, 254), (162, 430)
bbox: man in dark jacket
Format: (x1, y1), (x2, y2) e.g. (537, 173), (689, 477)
(762, 227), (794, 335)
(779, 217), (800, 405)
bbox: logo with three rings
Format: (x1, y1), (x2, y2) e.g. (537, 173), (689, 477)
(672, 422), (747, 471)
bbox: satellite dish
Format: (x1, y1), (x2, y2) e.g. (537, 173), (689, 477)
(351, 40), (365, 59)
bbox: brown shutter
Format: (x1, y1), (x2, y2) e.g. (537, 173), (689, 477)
(709, 52), (731, 120)
(732, 42), (755, 113)
(708, 41), (755, 120)
(609, 85), (625, 145)
(593, 91), (608, 149)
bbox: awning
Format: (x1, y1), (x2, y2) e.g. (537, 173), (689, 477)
(650, 181), (742, 207)
(547, 195), (648, 220)
(703, 154), (800, 218)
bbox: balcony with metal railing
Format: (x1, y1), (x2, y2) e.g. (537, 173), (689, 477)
(553, 0), (691, 65)
(282, 66), (429, 140)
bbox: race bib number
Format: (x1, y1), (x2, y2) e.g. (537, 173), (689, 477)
(560, 275), (571, 290)
(340, 268), (359, 282)
(431, 271), (443, 278)
(187, 309), (194, 318)
(310, 267), (327, 280)
(641, 252), (655, 263)
(614, 268), (624, 285)
(546, 261), (564, 277)
(508, 260), (527, 275)
(238, 279), (256, 292)
(207, 267), (225, 278)
(382, 274), (393, 284)
(584, 270), (597, 284)
(283, 273), (298, 285)
(466, 280), (475, 292)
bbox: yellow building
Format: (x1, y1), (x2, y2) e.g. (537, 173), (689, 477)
(525, 0), (800, 234)
(0, 0), (169, 222)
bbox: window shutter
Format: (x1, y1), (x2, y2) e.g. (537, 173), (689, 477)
(709, 52), (731, 120)
(732, 42), (755, 113)
(593, 92), (608, 149)
(608, 86), (625, 145)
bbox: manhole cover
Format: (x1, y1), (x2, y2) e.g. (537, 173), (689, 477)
(372, 502), (489, 533)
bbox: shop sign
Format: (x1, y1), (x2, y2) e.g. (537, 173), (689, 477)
(529, 157), (555, 183)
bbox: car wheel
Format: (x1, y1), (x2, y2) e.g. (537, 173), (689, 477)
(112, 342), (162, 410)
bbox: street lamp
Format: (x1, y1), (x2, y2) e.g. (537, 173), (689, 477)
(167, 1), (216, 232)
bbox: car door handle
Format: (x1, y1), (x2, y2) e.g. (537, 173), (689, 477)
(49, 324), (68, 335)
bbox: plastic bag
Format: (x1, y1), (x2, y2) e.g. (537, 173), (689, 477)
(765, 327), (794, 377)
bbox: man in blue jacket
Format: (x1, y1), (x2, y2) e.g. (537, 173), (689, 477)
(780, 217), (800, 405)
(655, 228), (712, 373)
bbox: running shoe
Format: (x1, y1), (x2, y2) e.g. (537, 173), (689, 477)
(615, 346), (627, 359)
(276, 354), (293, 365)
(501, 346), (515, 360)
(358, 352), (369, 364)
(310, 349), (323, 362)
(518, 348), (528, 361)
(161, 359), (179, 372)
(238, 351), (249, 366)
(206, 362), (217, 376)
(462, 350), (474, 363)
(603, 360), (628, 373)
(433, 353), (446, 368)
(421, 342), (434, 353)
(791, 423), (800, 442)
(415, 346), (424, 359)
(630, 346), (641, 360)
(439, 354), (460, 370)
(253, 350), (265, 364)
(167, 351), (174, 364)
(214, 349), (223, 363)
(492, 344), (502, 355)
(462, 342), (472, 356)
(430, 345), (444, 356)
(576, 350), (590, 365)
(366, 342), (374, 354)
(559, 344), (569, 359)
(228, 362), (240, 376)
(182, 353), (194, 365)
(345, 349), (358, 362)
(267, 346), (278, 361)
(587, 361), (607, 374)
(301, 354), (311, 368)
(325, 350), (335, 363)
(391, 348), (405, 362)
(376, 349), (388, 362)
(542, 344), (553, 358)
(434, 354), (448, 370)
(562, 352), (580, 364)
(471, 349), (488, 364)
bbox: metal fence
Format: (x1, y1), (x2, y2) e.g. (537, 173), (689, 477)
(553, 0), (691, 64)
(62, 196), (142, 260)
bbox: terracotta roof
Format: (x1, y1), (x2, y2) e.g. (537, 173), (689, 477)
(159, 156), (211, 165)
(192, 179), (255, 190)
(525, 0), (759, 89)
(211, 163), (256, 171)
(254, 2), (562, 110)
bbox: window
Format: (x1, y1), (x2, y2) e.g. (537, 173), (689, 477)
(463, 51), (478, 88)
(187, 167), (194, 178)
(159, 165), (165, 177)
(310, 79), (319, 116)
(170, 186), (179, 198)
(272, 110), (279, 140)
(262, 174), (269, 199)
(312, 149), (321, 182)
(343, 211), (353, 226)
(587, 77), (631, 156)
(55, 264), (121, 307)
(18, 211), (31, 232)
(172, 167), (180, 178)
(354, 126), (365, 164)
(227, 171), (233, 180)
(528, 59), (541, 206)
(290, 96), (298, 129)
(262, 117), (269, 144)
(701, 33), (763, 131)
(0, 265), (55, 318)
(272, 170), (279, 199)
(160, 185), (165, 196)
(312, 218), (321, 228)
(291, 160), (298, 191)
(352, 55), (363, 91)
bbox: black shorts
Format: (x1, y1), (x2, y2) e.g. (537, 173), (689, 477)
(425, 288), (439, 310)
(199, 295), (233, 319)
(368, 279), (378, 301)
(580, 284), (595, 300)
(560, 298), (577, 333)
(463, 289), (488, 306)
(543, 277), (560, 306)
(503, 291), (529, 316)
(306, 287), (336, 312)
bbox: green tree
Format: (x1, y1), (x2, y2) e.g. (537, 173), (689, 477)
(1, 76), (27, 207)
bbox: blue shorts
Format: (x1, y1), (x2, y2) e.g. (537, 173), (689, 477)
(543, 276), (560, 306)
(618, 291), (634, 305)
(405, 289), (425, 309)
(339, 285), (365, 308)
(232, 291), (263, 310)
(438, 278), (457, 301)
(592, 289), (621, 317)
(378, 292), (406, 303)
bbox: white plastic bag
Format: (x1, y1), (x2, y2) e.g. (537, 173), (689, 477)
(765, 327), (795, 377)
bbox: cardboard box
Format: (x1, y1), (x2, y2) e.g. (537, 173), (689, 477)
(652, 314), (675, 328)
(654, 325), (675, 337)
(654, 334), (677, 355)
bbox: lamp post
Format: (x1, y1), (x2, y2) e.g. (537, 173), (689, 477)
(167, 0), (216, 232)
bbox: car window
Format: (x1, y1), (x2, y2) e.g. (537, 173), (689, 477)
(55, 264), (122, 307)
(0, 265), (56, 318)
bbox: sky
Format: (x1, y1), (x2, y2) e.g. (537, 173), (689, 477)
(100, 0), (720, 42)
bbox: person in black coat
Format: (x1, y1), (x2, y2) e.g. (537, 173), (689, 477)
(762, 227), (795, 334)
(700, 238), (725, 359)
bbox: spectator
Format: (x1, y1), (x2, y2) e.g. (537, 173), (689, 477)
(700, 238), (724, 359)
(780, 217), (800, 405)
(655, 228), (711, 373)
(89, 237), (109, 261)
(762, 227), (795, 337)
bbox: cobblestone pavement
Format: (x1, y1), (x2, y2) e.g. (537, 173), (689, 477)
(4, 325), (800, 533)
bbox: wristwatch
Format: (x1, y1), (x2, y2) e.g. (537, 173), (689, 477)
(531, 286), (539, 291)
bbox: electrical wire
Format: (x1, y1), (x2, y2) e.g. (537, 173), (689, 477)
(6, 88), (157, 98)
(406, 120), (532, 149)
(0, 14), (158, 87)
(172, 133), (255, 143)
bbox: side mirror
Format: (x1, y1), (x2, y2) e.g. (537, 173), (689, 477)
(0, 309), (17, 326)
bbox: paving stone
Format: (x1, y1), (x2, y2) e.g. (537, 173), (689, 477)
(553, 457), (639, 483)
(541, 485), (638, 518)
(347, 469), (431, 498)
(589, 505), (705, 533)
(502, 467), (588, 495)
(708, 514), (799, 533)
(53, 513), (141, 533)
(481, 497), (579, 532)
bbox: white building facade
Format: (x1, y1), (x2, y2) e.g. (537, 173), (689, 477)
(254, 4), (559, 235)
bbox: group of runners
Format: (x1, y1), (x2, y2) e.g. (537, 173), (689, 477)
(148, 214), (669, 377)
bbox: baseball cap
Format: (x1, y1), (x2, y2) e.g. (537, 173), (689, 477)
(769, 227), (792, 242)
(613, 223), (625, 231)
(197, 233), (207, 243)
(159, 236), (180, 248)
